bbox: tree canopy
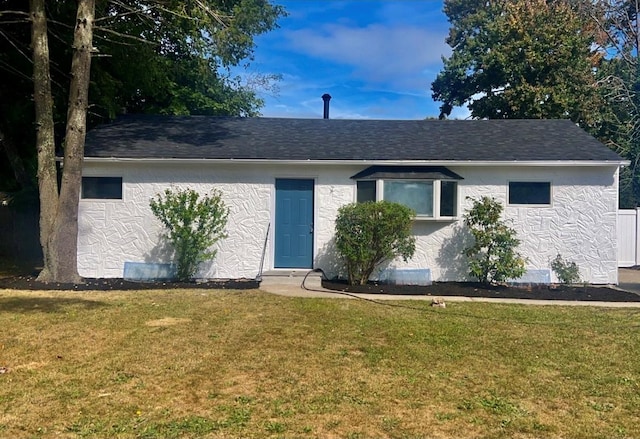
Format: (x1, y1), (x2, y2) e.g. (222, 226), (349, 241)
(0, 0), (284, 192)
(87, 0), (283, 119)
(589, 0), (639, 206)
(432, 0), (602, 124)
(432, 0), (639, 206)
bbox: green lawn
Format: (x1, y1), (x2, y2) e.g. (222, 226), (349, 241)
(0, 288), (639, 438)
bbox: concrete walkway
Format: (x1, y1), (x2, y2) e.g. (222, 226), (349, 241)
(258, 269), (640, 308)
(618, 267), (640, 294)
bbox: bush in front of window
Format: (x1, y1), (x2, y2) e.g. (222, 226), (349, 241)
(464, 196), (526, 285)
(150, 188), (229, 281)
(334, 201), (416, 285)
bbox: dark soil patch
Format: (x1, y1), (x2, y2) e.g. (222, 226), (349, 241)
(0, 275), (259, 291)
(322, 279), (640, 302)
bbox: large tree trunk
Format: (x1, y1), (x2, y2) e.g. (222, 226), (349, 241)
(30, 0), (59, 280)
(31, 0), (95, 283)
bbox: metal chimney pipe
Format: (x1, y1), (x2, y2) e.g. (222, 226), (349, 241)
(322, 94), (331, 119)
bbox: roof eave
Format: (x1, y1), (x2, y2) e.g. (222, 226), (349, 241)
(81, 157), (630, 167)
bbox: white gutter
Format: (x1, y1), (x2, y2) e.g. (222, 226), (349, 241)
(81, 157), (630, 167)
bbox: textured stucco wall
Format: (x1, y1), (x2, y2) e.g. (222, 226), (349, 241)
(79, 162), (619, 284)
(387, 166), (620, 284)
(79, 162), (359, 279)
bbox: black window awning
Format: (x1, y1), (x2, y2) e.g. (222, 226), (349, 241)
(350, 166), (464, 180)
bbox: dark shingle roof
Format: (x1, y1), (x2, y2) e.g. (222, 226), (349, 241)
(83, 115), (624, 163)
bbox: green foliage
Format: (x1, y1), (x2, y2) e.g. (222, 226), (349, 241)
(432, 0), (601, 125)
(432, 0), (640, 205)
(91, 45), (277, 119)
(550, 254), (581, 285)
(150, 188), (229, 281)
(0, 0), (285, 191)
(334, 201), (416, 286)
(94, 0), (284, 119)
(589, 1), (639, 207)
(463, 197), (526, 284)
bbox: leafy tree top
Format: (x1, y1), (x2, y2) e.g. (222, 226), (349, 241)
(432, 0), (602, 126)
(0, 0), (285, 191)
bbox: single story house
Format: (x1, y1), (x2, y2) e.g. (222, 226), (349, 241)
(79, 115), (626, 284)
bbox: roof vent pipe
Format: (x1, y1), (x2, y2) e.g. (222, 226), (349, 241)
(322, 94), (331, 119)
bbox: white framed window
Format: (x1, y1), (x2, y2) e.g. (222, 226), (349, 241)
(356, 179), (458, 220)
(508, 181), (551, 206)
(81, 177), (123, 200)
(353, 166), (462, 220)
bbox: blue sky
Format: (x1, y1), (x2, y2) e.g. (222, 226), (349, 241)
(242, 0), (469, 120)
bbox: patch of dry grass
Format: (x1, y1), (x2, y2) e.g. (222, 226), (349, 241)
(0, 288), (639, 438)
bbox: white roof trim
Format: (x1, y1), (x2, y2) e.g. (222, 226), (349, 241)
(81, 157), (630, 167)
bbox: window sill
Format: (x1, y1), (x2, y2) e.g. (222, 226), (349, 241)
(414, 216), (458, 222)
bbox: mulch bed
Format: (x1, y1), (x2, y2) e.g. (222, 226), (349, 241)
(1, 273), (640, 302)
(321, 279), (640, 302)
(0, 275), (259, 291)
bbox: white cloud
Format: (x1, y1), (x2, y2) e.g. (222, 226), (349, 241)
(282, 23), (450, 89)
(246, 1), (452, 120)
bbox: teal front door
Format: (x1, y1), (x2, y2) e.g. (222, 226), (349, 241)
(274, 179), (314, 268)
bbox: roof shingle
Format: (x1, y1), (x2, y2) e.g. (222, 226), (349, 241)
(83, 115), (624, 163)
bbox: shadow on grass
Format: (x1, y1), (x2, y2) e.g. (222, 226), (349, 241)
(0, 258), (41, 279)
(0, 297), (108, 313)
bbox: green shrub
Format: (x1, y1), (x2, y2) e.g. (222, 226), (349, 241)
(150, 188), (229, 281)
(550, 254), (581, 285)
(464, 197), (526, 284)
(334, 201), (416, 285)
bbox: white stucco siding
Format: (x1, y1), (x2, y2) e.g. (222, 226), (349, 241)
(80, 162), (274, 279)
(79, 161), (619, 284)
(79, 162), (359, 279)
(505, 166), (618, 284)
(380, 166), (620, 284)
(311, 168), (357, 277)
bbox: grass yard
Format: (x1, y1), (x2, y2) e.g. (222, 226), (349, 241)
(0, 288), (639, 439)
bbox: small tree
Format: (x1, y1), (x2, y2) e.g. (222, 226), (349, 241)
(150, 188), (229, 281)
(335, 201), (416, 285)
(464, 197), (526, 284)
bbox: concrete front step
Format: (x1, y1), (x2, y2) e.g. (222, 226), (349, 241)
(259, 269), (323, 289)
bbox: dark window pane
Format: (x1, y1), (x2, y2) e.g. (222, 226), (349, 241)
(357, 180), (376, 203)
(82, 177), (123, 199)
(440, 181), (457, 216)
(509, 182), (550, 205)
